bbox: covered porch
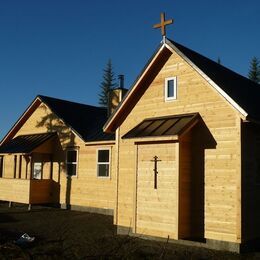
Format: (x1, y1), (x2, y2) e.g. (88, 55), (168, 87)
(0, 178), (59, 205)
(0, 132), (63, 207)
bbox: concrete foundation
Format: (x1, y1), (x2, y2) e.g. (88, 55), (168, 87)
(117, 225), (242, 253)
(60, 203), (114, 216)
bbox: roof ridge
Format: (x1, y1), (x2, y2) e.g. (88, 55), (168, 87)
(104, 38), (260, 132)
(167, 38), (259, 87)
(37, 95), (106, 111)
(16, 132), (57, 137)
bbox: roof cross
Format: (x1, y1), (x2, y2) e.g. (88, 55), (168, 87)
(153, 12), (173, 37)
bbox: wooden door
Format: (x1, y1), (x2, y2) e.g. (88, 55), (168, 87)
(136, 143), (178, 239)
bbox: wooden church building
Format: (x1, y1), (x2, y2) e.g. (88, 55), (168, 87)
(1, 13), (260, 252)
(103, 36), (260, 252)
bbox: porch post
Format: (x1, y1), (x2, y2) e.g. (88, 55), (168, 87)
(18, 155), (22, 179)
(25, 162), (28, 179)
(13, 155), (17, 178)
(50, 154), (53, 180)
(0, 156), (3, 178)
(58, 163), (61, 183)
(25, 155), (30, 179)
(30, 155), (33, 180)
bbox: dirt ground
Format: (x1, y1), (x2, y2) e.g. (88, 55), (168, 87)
(0, 203), (259, 259)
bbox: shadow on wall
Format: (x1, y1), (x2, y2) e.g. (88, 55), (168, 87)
(189, 119), (216, 241)
(241, 122), (260, 248)
(36, 105), (76, 210)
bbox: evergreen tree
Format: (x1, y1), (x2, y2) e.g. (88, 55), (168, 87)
(98, 59), (116, 107)
(248, 57), (260, 84)
(217, 57), (221, 65)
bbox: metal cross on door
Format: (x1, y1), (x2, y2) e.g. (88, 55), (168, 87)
(150, 155), (162, 189)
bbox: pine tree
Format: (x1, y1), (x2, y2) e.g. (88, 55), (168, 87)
(248, 57), (260, 84)
(98, 59), (116, 107)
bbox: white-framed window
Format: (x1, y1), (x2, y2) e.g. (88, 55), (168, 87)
(66, 148), (78, 177)
(97, 149), (110, 178)
(165, 76), (177, 101)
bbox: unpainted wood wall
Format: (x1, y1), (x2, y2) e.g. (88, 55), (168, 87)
(116, 49), (242, 243)
(241, 121), (260, 242)
(1, 103), (116, 211)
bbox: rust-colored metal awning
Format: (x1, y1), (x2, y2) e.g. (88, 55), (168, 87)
(0, 132), (57, 154)
(122, 113), (199, 139)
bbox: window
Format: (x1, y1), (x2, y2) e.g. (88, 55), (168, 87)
(0, 156), (3, 178)
(165, 77), (177, 101)
(97, 149), (110, 177)
(66, 149), (78, 176)
(33, 162), (42, 179)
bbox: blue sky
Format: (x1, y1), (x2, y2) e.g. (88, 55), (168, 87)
(0, 1), (259, 139)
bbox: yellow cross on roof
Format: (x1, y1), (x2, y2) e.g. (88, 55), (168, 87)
(153, 12), (173, 37)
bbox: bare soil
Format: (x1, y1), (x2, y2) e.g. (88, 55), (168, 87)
(0, 202), (259, 259)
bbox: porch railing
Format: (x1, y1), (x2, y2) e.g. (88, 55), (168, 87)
(0, 178), (60, 205)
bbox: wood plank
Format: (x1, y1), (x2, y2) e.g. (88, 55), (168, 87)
(116, 49), (241, 243)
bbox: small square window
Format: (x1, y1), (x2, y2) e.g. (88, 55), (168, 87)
(97, 149), (110, 177)
(165, 77), (177, 101)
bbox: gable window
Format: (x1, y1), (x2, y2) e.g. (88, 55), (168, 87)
(97, 149), (110, 177)
(66, 149), (78, 176)
(165, 77), (177, 101)
(0, 156), (3, 178)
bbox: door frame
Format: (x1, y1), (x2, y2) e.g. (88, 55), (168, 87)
(133, 140), (180, 240)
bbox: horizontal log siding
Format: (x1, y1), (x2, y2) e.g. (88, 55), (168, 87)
(5, 103), (116, 212)
(117, 51), (241, 243)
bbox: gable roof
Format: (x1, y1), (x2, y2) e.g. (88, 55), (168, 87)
(1, 95), (114, 145)
(104, 38), (260, 133)
(38, 95), (114, 142)
(0, 132), (57, 154)
(168, 39), (260, 121)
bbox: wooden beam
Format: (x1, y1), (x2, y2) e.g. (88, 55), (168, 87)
(176, 142), (180, 240)
(133, 144), (138, 233)
(134, 135), (178, 144)
(13, 155), (17, 179)
(18, 155), (22, 179)
(30, 156), (33, 180)
(85, 140), (115, 146)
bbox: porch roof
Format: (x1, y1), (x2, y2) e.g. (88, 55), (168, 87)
(122, 113), (198, 139)
(0, 132), (57, 154)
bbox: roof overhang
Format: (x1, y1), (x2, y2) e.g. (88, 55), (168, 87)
(164, 39), (248, 120)
(103, 39), (248, 133)
(0, 97), (42, 146)
(85, 140), (116, 146)
(123, 113), (198, 138)
(0, 96), (86, 146)
(122, 113), (199, 145)
(103, 41), (172, 133)
(0, 132), (57, 155)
